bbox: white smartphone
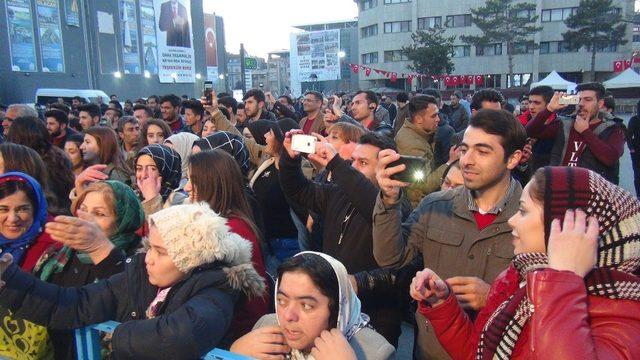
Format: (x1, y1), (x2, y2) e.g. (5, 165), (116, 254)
(291, 134), (317, 154)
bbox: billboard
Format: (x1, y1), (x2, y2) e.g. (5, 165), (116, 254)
(154, 0), (195, 83)
(120, 0), (141, 74)
(5, 0), (37, 72)
(139, 0), (158, 74)
(36, 0), (65, 72)
(290, 29), (341, 95)
(204, 13), (218, 83)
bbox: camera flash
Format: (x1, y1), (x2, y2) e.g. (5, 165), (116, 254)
(413, 170), (424, 181)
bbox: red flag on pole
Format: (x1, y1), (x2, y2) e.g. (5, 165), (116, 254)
(613, 60), (623, 72)
(466, 75), (474, 85)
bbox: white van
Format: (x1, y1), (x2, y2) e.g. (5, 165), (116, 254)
(35, 88), (110, 106)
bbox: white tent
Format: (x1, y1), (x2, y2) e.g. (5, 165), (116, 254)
(603, 68), (640, 89)
(530, 71), (577, 90)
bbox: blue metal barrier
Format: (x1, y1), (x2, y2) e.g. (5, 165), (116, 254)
(74, 321), (250, 360)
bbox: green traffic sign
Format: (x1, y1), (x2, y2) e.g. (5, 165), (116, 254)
(245, 58), (258, 70)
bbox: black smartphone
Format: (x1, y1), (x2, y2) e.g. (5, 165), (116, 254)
(203, 81), (213, 104)
(388, 155), (427, 183)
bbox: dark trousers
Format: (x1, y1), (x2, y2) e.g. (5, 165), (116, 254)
(632, 152), (640, 197)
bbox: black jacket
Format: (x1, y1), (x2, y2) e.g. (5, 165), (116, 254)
(0, 254), (237, 360)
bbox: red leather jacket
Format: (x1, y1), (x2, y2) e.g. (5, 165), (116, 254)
(419, 267), (640, 359)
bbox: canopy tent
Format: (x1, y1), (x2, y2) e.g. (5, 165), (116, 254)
(530, 71), (577, 90)
(603, 68), (640, 89)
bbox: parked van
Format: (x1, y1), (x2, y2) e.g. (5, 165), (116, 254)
(35, 89), (109, 106)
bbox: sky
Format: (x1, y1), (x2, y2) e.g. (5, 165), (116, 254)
(203, 0), (358, 59)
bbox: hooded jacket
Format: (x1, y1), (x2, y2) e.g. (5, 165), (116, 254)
(0, 230), (264, 360)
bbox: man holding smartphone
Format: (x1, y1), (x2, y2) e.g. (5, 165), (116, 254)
(526, 82), (625, 184)
(373, 109), (525, 359)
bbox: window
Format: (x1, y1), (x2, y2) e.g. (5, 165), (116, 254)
(384, 0), (410, 3)
(384, 21), (411, 33)
(541, 7), (577, 22)
(478, 74), (501, 89)
(445, 14), (472, 28)
(417, 16), (442, 29)
(589, 42), (618, 53)
(384, 50), (408, 62)
(361, 52), (378, 64)
(508, 73), (532, 87)
(361, 24), (378, 38)
(361, 0), (377, 10)
(476, 43), (502, 56)
(539, 41), (578, 54)
(510, 42), (534, 54)
(510, 9), (534, 19)
(634, 34), (640, 43)
(451, 45), (470, 57)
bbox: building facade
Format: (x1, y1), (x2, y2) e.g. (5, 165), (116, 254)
(267, 50), (291, 96)
(0, 0), (227, 104)
(354, 0), (636, 90)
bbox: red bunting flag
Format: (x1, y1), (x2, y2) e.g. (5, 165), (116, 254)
(349, 64), (359, 74)
(444, 76), (452, 86)
(474, 75), (484, 86)
(365, 67), (372, 76)
(407, 74), (413, 86)
(634, 57), (640, 64)
(452, 76), (460, 86)
(390, 72), (398, 82)
(624, 60), (632, 70)
(613, 60), (623, 72)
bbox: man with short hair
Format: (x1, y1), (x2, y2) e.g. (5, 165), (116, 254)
(71, 96), (83, 111)
(235, 103), (248, 131)
(242, 89), (276, 122)
(110, 94), (118, 102)
(527, 82), (625, 184)
(104, 107), (123, 130)
(348, 90), (393, 138)
(374, 93), (391, 125)
(117, 116), (140, 162)
(373, 109), (526, 360)
(219, 96), (238, 126)
(159, 94), (187, 134)
(4, 104), (38, 137)
(133, 104), (153, 125)
(183, 99), (205, 136)
(123, 100), (134, 116)
(280, 130), (406, 347)
(382, 96), (397, 125)
(422, 89), (456, 168)
(96, 96), (109, 115)
(448, 91), (470, 133)
(299, 91), (325, 135)
(603, 95), (624, 125)
(77, 103), (101, 131)
(519, 85), (554, 172)
(45, 109), (79, 149)
(393, 92), (410, 134)
(470, 88), (504, 116)
(147, 95), (161, 118)
(396, 95), (458, 207)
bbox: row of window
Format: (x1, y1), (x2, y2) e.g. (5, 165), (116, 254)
(363, 40), (619, 64)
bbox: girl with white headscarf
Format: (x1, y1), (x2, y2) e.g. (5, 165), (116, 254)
(231, 251), (396, 360)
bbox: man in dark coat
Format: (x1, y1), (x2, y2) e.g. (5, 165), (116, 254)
(159, 0), (191, 48)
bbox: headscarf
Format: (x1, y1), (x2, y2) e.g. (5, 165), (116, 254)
(275, 251), (369, 360)
(0, 172), (48, 266)
(248, 120), (281, 146)
(136, 144), (182, 200)
(477, 167), (640, 360)
(35, 181), (145, 279)
(192, 132), (250, 175)
(164, 132), (199, 180)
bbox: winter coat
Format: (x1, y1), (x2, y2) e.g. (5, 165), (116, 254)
(0, 253), (263, 360)
(419, 267), (640, 360)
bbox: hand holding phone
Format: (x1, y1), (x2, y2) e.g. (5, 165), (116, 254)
(388, 156), (427, 183)
(291, 134), (317, 154)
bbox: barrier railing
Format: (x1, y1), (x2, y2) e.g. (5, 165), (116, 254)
(74, 321), (250, 360)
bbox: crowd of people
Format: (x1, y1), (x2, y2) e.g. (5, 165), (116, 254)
(0, 82), (638, 360)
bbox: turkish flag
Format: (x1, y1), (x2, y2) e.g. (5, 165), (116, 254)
(390, 72), (398, 82)
(634, 57), (640, 64)
(613, 60), (623, 72)
(349, 64), (359, 74)
(475, 75), (484, 86)
(444, 76), (452, 86)
(624, 60), (632, 70)
(365, 67), (372, 76)
(452, 76), (460, 86)
(407, 74), (413, 86)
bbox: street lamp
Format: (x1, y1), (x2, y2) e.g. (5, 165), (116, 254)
(338, 51), (346, 58)
(195, 73), (202, 80)
(143, 70), (151, 78)
(113, 71), (122, 78)
(218, 74), (225, 80)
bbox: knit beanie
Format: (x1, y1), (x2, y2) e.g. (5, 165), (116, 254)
(541, 166), (640, 273)
(148, 202), (252, 274)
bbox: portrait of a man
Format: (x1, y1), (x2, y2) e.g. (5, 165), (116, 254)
(158, 0), (191, 47)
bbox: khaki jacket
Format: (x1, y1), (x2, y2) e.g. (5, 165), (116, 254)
(299, 111), (325, 135)
(395, 120), (446, 207)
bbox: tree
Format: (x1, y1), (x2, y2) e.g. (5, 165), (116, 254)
(461, 0), (541, 88)
(401, 26), (456, 88)
(563, 0), (628, 82)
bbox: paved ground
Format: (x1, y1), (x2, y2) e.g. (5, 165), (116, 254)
(395, 113), (636, 359)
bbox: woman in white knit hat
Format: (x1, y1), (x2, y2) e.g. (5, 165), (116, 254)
(0, 202), (265, 360)
(231, 251), (395, 360)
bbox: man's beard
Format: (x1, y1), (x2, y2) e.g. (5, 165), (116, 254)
(51, 129), (62, 138)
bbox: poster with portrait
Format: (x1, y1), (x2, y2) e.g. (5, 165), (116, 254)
(120, 0), (140, 74)
(204, 13), (218, 83)
(153, 0), (195, 83)
(139, 0), (158, 74)
(64, 0), (79, 27)
(36, 0), (65, 72)
(5, 0), (37, 72)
